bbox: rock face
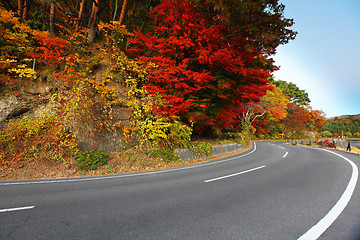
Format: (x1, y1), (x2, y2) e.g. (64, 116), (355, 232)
(0, 78), (134, 153)
(0, 95), (19, 122)
(0, 79), (53, 128)
(74, 106), (134, 153)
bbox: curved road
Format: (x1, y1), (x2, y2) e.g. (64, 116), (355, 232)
(1, 141), (360, 239)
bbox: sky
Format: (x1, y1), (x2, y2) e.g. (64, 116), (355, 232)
(273, 0), (360, 118)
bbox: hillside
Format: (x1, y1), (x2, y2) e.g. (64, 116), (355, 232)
(0, 1), (331, 179)
(329, 114), (360, 119)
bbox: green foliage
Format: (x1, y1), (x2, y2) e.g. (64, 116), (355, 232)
(74, 149), (109, 171)
(188, 141), (214, 158)
(149, 148), (180, 163)
(25, 8), (47, 31)
(225, 131), (251, 146)
(270, 79), (310, 107)
(321, 130), (332, 138)
(137, 116), (193, 149)
(345, 132), (353, 137)
(321, 118), (360, 136)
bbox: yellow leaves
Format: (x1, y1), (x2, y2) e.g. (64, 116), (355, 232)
(1, 58), (17, 64)
(86, 77), (119, 103)
(7, 64), (36, 78)
(0, 6), (32, 43)
(145, 118), (172, 141)
(261, 85), (290, 123)
(0, 7), (14, 22)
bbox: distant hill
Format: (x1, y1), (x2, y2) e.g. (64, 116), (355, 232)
(328, 114), (360, 120)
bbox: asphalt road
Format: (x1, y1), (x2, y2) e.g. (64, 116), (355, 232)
(1, 141), (360, 240)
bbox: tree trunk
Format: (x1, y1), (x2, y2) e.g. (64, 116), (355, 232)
(109, 0), (113, 21)
(49, 3), (56, 35)
(88, 0), (100, 44)
(74, 0), (85, 28)
(22, 0), (30, 20)
(18, 0), (24, 21)
(112, 0), (118, 21)
(119, 0), (127, 24)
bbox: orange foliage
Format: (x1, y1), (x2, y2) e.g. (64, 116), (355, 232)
(306, 106), (326, 130)
(0, 115), (77, 168)
(261, 85), (289, 123)
(27, 30), (69, 66)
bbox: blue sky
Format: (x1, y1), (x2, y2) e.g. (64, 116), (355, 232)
(273, 0), (360, 118)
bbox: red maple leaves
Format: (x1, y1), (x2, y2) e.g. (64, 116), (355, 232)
(128, 0), (274, 131)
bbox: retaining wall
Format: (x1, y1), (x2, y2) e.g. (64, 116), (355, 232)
(288, 139), (359, 149)
(175, 143), (243, 161)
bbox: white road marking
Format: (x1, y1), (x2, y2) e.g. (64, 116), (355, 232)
(283, 152), (288, 158)
(0, 143), (258, 186)
(298, 149), (359, 240)
(279, 146), (285, 150)
(204, 165), (266, 183)
(0, 206), (35, 213)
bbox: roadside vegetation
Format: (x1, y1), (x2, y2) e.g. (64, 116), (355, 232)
(0, 1), (358, 180)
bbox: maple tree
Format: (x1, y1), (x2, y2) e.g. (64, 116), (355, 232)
(281, 103), (310, 138)
(251, 84), (290, 137)
(127, 0), (285, 134)
(261, 85), (289, 123)
(306, 106), (326, 131)
(0, 6), (68, 87)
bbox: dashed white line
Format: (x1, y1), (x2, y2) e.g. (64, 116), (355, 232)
(283, 152), (288, 158)
(204, 165), (266, 183)
(0, 206), (35, 213)
(298, 149), (359, 240)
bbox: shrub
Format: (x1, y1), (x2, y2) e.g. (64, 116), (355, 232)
(74, 149), (109, 171)
(188, 141), (213, 158)
(316, 139), (335, 148)
(344, 132), (352, 138)
(0, 114), (77, 168)
(321, 131), (332, 138)
(149, 148), (180, 163)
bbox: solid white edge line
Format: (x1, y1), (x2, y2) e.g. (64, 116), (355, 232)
(0, 143), (258, 186)
(298, 149), (359, 240)
(283, 152), (288, 158)
(204, 165), (266, 183)
(0, 206), (35, 213)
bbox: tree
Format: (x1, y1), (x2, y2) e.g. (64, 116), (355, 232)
(321, 117), (360, 136)
(119, 0), (127, 24)
(281, 103), (309, 138)
(88, 0), (100, 43)
(306, 106), (326, 131)
(74, 0), (85, 27)
(261, 85), (289, 123)
(252, 84), (289, 137)
(0, 6), (68, 86)
(240, 102), (267, 136)
(17, 0), (32, 20)
(271, 79), (310, 107)
(49, 3), (56, 35)
(127, 0), (283, 133)
(321, 130), (332, 138)
(196, 0), (297, 55)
